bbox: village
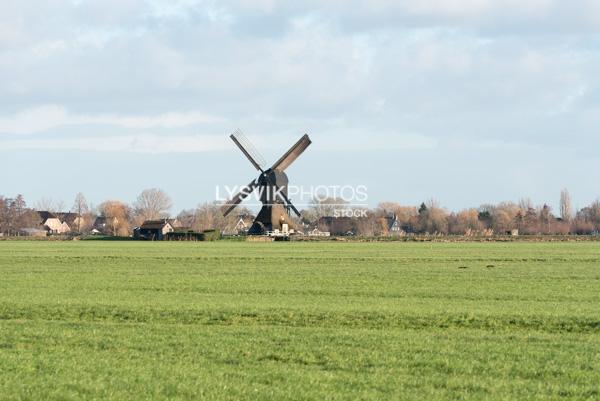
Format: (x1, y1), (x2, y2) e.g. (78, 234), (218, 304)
(2, 187), (599, 240)
(2, 208), (403, 240)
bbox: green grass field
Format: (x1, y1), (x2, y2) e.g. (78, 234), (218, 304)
(0, 241), (599, 400)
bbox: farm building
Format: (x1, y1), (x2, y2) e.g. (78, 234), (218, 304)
(37, 211), (72, 234)
(135, 220), (174, 240)
(18, 211), (77, 235)
(37, 211), (69, 234)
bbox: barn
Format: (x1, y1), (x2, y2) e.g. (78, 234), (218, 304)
(136, 220), (174, 240)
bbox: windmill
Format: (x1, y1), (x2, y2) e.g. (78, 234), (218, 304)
(221, 130), (312, 235)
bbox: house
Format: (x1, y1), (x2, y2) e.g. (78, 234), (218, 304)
(166, 218), (183, 229)
(234, 214), (254, 234)
(57, 212), (87, 233)
(37, 211), (71, 234)
(136, 220), (174, 240)
(56, 212), (77, 226)
(222, 214), (255, 235)
(387, 215), (406, 236)
(93, 216), (107, 233)
(18, 211), (69, 235)
(234, 214), (255, 234)
(93, 215), (123, 236)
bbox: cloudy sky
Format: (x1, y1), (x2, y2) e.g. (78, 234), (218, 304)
(1, 0), (599, 213)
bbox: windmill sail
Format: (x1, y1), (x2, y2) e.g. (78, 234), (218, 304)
(271, 134), (311, 172)
(220, 179), (258, 217)
(230, 129), (267, 171)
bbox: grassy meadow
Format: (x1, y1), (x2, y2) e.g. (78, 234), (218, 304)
(0, 241), (599, 400)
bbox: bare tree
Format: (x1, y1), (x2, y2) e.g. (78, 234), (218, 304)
(377, 202), (402, 215)
(521, 206), (540, 234)
(560, 188), (573, 222)
(98, 200), (131, 236)
(194, 202), (227, 232)
(577, 200), (600, 232)
(56, 200), (66, 213)
(448, 208), (482, 235)
(35, 197), (65, 213)
(190, 202), (253, 233)
(0, 197), (6, 234)
(302, 197), (347, 223)
(133, 188), (172, 223)
(177, 209), (196, 228)
(418, 199), (448, 234)
(518, 198), (534, 212)
(1, 195), (31, 234)
(354, 214), (378, 236)
(35, 198), (52, 212)
(493, 202), (520, 233)
(71, 192), (90, 233)
(539, 204), (553, 234)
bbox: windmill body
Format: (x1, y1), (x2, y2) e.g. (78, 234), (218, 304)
(248, 168), (290, 234)
(221, 131), (312, 235)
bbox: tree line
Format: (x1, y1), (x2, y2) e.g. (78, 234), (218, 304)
(1, 188), (600, 236)
(0, 189), (172, 236)
(294, 188), (600, 236)
(0, 189), (250, 236)
(340, 189), (600, 236)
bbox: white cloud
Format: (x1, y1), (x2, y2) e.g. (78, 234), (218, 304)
(0, 105), (224, 135)
(0, 133), (229, 153)
(395, 0), (556, 18)
(317, 132), (438, 151)
(0, 105), (69, 135)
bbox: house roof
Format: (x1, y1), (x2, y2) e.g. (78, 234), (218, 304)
(56, 212), (79, 225)
(37, 211), (57, 221)
(235, 216), (254, 226)
(140, 220), (172, 230)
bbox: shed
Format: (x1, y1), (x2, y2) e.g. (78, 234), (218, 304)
(137, 220), (174, 240)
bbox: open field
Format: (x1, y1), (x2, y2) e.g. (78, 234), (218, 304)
(0, 241), (599, 400)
